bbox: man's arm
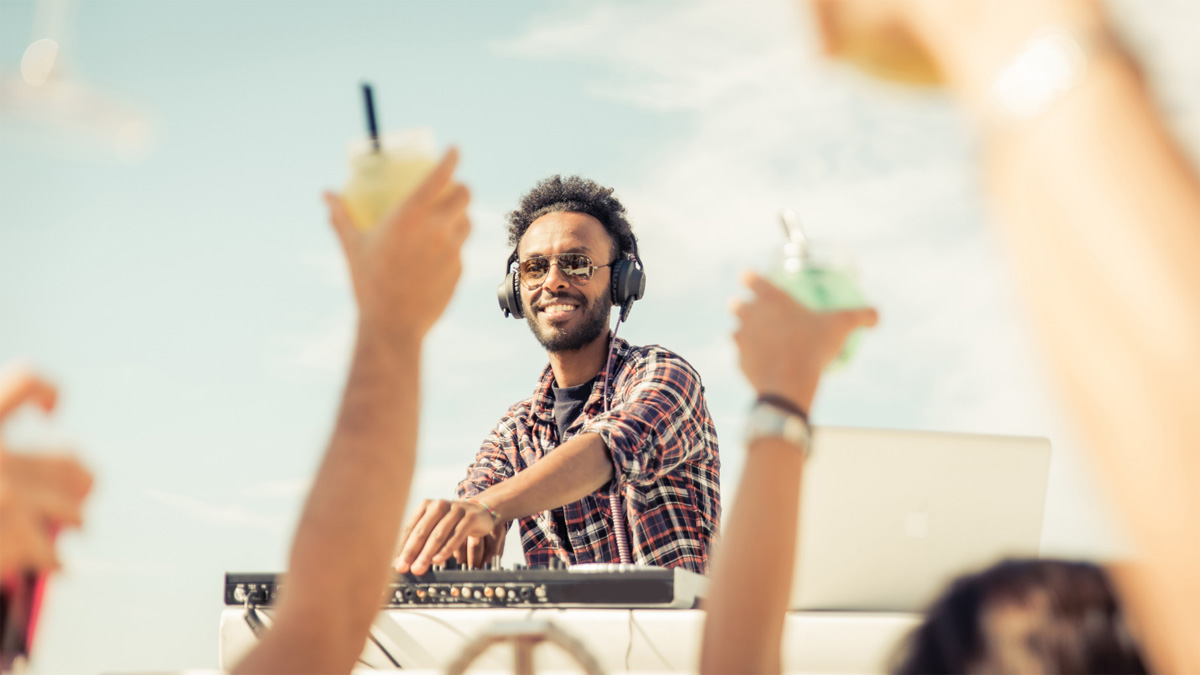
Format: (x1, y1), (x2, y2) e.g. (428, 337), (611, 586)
(394, 432), (612, 575)
(393, 349), (714, 575)
(699, 272), (876, 674)
(233, 149), (470, 674)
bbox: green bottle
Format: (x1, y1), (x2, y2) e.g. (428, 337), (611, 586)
(770, 211), (868, 369)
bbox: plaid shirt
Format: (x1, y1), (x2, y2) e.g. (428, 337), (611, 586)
(457, 337), (721, 573)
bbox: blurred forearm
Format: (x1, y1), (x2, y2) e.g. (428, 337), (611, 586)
(700, 438), (805, 674)
(234, 323), (421, 674)
(980, 52), (1200, 674)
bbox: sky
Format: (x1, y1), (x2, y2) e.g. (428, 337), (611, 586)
(1, 0), (1197, 672)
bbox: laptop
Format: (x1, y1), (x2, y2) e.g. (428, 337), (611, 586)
(790, 427), (1051, 612)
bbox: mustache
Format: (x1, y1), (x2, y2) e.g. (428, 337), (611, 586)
(536, 292), (587, 310)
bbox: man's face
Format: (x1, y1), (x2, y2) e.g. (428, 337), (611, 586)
(517, 211), (615, 353)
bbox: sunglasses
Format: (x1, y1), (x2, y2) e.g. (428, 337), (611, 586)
(518, 253), (613, 289)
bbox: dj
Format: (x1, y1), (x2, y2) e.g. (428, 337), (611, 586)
(393, 175), (720, 575)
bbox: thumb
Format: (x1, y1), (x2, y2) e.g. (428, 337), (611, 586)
(834, 306), (879, 330)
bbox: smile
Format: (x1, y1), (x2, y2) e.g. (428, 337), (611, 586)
(540, 303), (579, 318)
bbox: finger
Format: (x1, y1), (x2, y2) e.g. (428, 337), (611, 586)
(395, 502), (441, 572)
(741, 270), (790, 301)
(427, 185), (472, 244)
(728, 296), (749, 321)
(418, 503), (467, 568)
(431, 182), (471, 217)
(403, 503), (456, 574)
(0, 368), (58, 419)
(832, 306), (880, 330)
(28, 483), (87, 528)
(434, 519), (475, 566)
(408, 147), (460, 208)
(809, 0), (840, 56)
(323, 191), (357, 259)
(396, 500), (432, 548)
(479, 533), (500, 565)
(466, 536), (483, 569)
(448, 210), (472, 249)
(5, 454), (93, 499)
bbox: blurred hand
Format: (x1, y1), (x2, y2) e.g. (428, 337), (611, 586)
(0, 367), (93, 577)
(808, 0), (1109, 102)
(324, 148), (471, 344)
(392, 499), (500, 575)
(731, 271), (877, 413)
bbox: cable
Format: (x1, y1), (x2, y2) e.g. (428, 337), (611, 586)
(601, 314), (634, 565)
(625, 609), (634, 671)
(366, 629), (402, 668)
(632, 611), (674, 670)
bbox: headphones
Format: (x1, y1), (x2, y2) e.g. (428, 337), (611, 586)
(497, 235), (647, 321)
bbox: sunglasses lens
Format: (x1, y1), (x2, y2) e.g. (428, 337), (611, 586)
(520, 258), (550, 286)
(518, 254), (596, 288)
(559, 254), (594, 279)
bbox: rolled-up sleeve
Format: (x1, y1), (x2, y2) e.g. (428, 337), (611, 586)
(456, 417), (519, 499)
(579, 350), (709, 488)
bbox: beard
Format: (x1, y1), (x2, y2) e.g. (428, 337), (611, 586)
(526, 291), (611, 353)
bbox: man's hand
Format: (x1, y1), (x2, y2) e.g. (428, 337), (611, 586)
(0, 367), (93, 577)
(392, 499), (502, 575)
(730, 271), (877, 413)
(324, 148), (471, 345)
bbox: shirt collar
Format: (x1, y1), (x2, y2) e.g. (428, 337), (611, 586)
(531, 335), (632, 422)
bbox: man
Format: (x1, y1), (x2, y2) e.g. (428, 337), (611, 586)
(393, 175), (720, 575)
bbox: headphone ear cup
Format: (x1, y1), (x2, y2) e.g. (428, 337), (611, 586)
(610, 259), (647, 306)
(497, 271), (524, 319)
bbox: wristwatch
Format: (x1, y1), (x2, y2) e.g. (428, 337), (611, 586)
(746, 398), (812, 457)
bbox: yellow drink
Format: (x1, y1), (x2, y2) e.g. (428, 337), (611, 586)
(835, 31), (943, 86)
(343, 129), (436, 231)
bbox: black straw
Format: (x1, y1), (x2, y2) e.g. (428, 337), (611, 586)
(362, 82), (380, 153)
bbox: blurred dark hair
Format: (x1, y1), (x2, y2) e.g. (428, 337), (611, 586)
(891, 559), (1146, 675)
(506, 175), (636, 262)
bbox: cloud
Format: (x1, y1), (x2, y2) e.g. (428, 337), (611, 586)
(145, 488), (283, 531)
(242, 478), (310, 499)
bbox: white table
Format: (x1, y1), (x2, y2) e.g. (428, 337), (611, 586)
(219, 607), (920, 672)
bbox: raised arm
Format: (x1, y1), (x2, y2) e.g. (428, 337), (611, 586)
(233, 149), (470, 674)
(810, 0), (1200, 670)
(700, 272), (876, 674)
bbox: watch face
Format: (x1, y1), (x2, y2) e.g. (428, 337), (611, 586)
(746, 402), (811, 453)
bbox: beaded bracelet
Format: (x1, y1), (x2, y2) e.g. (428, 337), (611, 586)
(464, 498), (500, 526)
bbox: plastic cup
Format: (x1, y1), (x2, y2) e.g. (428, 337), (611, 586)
(771, 239), (868, 369)
(342, 128), (436, 231)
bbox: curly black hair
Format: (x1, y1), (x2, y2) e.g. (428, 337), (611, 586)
(506, 175), (637, 261)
